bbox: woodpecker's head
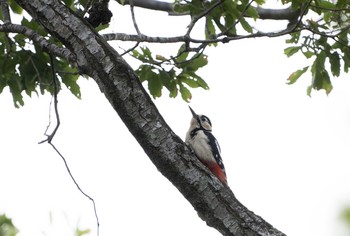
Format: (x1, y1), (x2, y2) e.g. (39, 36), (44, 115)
(189, 106), (212, 131)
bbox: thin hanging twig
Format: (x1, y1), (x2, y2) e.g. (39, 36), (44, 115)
(39, 53), (100, 236)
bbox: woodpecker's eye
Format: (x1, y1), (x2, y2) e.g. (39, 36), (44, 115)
(201, 115), (212, 127)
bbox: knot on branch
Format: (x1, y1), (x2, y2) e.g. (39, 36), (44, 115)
(85, 2), (113, 27)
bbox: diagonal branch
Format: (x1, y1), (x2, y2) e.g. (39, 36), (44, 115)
(16, 0), (286, 235)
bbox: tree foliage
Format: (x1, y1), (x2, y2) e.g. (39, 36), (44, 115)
(0, 0), (349, 235)
(0, 214), (18, 236)
(0, 0), (349, 107)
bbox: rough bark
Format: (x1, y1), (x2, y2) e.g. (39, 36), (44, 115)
(14, 0), (286, 235)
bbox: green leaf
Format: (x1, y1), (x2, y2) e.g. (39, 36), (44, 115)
(21, 17), (47, 37)
(95, 23), (110, 32)
(317, 0), (336, 9)
(306, 85), (312, 97)
(173, 2), (190, 14)
(75, 228), (91, 236)
(188, 0), (206, 16)
(285, 32), (301, 44)
(156, 54), (167, 61)
(61, 74), (81, 98)
(159, 70), (178, 98)
(243, 6), (259, 20)
(287, 66), (309, 85)
(329, 52), (340, 77)
(9, 0), (23, 14)
(341, 208), (350, 226)
(14, 34), (26, 47)
(284, 46), (301, 57)
(78, 0), (89, 8)
(141, 46), (153, 61)
(179, 84), (192, 102)
(254, 0), (265, 4)
(132, 46), (156, 63)
(239, 17), (253, 33)
(0, 214), (18, 236)
(148, 76), (163, 98)
(180, 76), (200, 88)
(344, 50), (350, 73)
(192, 73), (209, 90)
(176, 44), (189, 62)
(302, 50), (314, 59)
(8, 75), (24, 108)
(64, 0), (75, 7)
(185, 54), (208, 71)
(205, 16), (216, 40)
(310, 51), (333, 94)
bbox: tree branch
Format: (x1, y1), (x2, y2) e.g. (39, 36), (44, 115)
(115, 0), (173, 13)
(0, 23), (76, 64)
(38, 54), (100, 236)
(120, 0), (141, 56)
(102, 27), (302, 44)
(116, 0), (301, 21)
(257, 6), (301, 21)
(15, 0), (286, 235)
(102, 32), (186, 43)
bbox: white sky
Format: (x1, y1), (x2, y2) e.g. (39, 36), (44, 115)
(1, 1), (350, 236)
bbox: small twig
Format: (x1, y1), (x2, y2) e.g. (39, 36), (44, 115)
(38, 54), (100, 236)
(129, 0), (141, 35)
(49, 142), (100, 236)
(120, 42), (140, 56)
(121, 0), (142, 56)
(39, 54), (60, 144)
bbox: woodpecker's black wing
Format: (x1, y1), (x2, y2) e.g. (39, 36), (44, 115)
(203, 130), (225, 171)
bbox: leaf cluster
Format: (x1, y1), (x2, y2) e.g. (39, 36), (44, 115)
(285, 0), (350, 96)
(0, 214), (18, 236)
(0, 0), (81, 107)
(132, 45), (209, 102)
(2, 0), (350, 107)
(175, 0), (263, 41)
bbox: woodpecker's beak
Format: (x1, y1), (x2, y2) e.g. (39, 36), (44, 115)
(188, 106), (197, 118)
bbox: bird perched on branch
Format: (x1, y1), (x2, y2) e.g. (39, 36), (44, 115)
(185, 106), (227, 186)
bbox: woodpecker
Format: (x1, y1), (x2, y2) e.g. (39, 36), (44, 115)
(185, 106), (227, 185)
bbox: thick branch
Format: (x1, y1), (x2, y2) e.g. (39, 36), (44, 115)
(116, 0), (173, 13)
(15, 0), (286, 235)
(117, 0), (301, 21)
(102, 32), (186, 43)
(102, 28), (299, 44)
(257, 6), (301, 20)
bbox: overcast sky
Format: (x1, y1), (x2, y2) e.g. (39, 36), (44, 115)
(1, 1), (350, 236)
